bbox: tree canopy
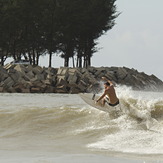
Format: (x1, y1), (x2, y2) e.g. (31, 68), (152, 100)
(0, 0), (118, 67)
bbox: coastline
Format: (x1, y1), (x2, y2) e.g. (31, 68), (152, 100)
(0, 64), (163, 93)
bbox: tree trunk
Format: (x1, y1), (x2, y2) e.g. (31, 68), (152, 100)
(77, 52), (82, 68)
(87, 55), (91, 67)
(76, 56), (79, 67)
(72, 56), (75, 68)
(1, 56), (4, 66)
(49, 50), (52, 67)
(79, 56), (82, 68)
(36, 51), (39, 65)
(64, 57), (69, 67)
(32, 48), (36, 65)
(28, 51), (32, 65)
(83, 56), (87, 68)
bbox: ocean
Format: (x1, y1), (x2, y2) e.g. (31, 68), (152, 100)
(0, 86), (163, 163)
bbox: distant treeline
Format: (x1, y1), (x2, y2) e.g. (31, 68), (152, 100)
(0, 0), (118, 67)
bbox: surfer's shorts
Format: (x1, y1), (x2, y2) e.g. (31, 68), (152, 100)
(104, 97), (119, 107)
(108, 100), (119, 107)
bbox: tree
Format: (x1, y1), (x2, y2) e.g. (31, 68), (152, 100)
(57, 0), (118, 67)
(0, 0), (16, 65)
(75, 0), (118, 67)
(16, 0), (47, 65)
(42, 0), (60, 67)
(0, 0), (118, 67)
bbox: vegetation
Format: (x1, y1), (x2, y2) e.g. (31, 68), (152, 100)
(0, 0), (118, 67)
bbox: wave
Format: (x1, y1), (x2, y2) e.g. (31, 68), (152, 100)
(0, 97), (162, 137)
(0, 90), (163, 155)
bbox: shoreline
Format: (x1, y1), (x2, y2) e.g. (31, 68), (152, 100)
(0, 64), (163, 93)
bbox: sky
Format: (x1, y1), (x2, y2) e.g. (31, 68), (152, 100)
(92, 0), (163, 80)
(7, 0), (163, 80)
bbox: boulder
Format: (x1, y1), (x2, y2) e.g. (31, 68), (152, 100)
(56, 85), (68, 93)
(3, 77), (15, 88)
(10, 71), (22, 82)
(43, 80), (51, 85)
(44, 86), (55, 93)
(77, 81), (87, 92)
(0, 87), (3, 92)
(32, 66), (43, 75)
(26, 65), (33, 72)
(67, 75), (78, 84)
(57, 68), (68, 76)
(115, 67), (128, 80)
(0, 73), (8, 82)
(57, 76), (67, 86)
(30, 87), (41, 93)
(14, 65), (26, 75)
(8, 68), (16, 73)
(69, 87), (80, 94)
(26, 71), (35, 79)
(13, 83), (30, 93)
(35, 74), (45, 81)
(21, 88), (30, 93)
(3, 63), (15, 70)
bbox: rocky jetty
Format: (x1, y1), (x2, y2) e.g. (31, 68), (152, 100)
(0, 64), (163, 93)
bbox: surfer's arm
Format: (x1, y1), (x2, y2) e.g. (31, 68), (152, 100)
(96, 93), (106, 102)
(102, 77), (113, 86)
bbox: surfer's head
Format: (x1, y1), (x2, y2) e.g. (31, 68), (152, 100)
(104, 82), (110, 88)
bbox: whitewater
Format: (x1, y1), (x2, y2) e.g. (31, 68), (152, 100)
(0, 86), (163, 163)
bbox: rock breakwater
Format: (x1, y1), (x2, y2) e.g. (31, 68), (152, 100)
(0, 64), (163, 93)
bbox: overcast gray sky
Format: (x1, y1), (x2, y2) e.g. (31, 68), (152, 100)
(39, 0), (163, 80)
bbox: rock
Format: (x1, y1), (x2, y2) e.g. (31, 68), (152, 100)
(30, 87), (41, 93)
(10, 71), (22, 82)
(26, 65), (33, 72)
(56, 85), (67, 93)
(67, 75), (78, 84)
(57, 68), (68, 76)
(0, 73), (8, 82)
(7, 87), (16, 93)
(57, 76), (67, 86)
(14, 65), (26, 75)
(3, 63), (15, 70)
(0, 87), (3, 92)
(3, 77), (15, 88)
(69, 87), (81, 94)
(44, 86), (55, 93)
(8, 68), (16, 73)
(21, 88), (30, 93)
(105, 71), (117, 81)
(68, 68), (82, 76)
(35, 74), (45, 81)
(47, 67), (57, 74)
(115, 67), (128, 80)
(32, 66), (43, 75)
(43, 80), (51, 85)
(13, 83), (30, 93)
(1, 65), (163, 93)
(26, 71), (35, 79)
(77, 81), (86, 92)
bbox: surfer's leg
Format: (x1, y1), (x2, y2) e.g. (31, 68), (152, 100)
(96, 100), (103, 107)
(101, 98), (106, 107)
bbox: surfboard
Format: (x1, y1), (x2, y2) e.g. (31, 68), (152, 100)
(79, 93), (122, 114)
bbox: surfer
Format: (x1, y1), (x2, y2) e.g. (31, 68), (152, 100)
(96, 77), (119, 107)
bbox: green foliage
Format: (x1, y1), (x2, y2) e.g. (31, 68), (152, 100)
(0, 0), (118, 67)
